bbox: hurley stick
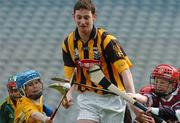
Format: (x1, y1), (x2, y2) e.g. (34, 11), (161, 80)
(89, 65), (166, 123)
(50, 68), (76, 120)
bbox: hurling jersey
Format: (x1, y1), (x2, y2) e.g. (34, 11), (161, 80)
(146, 88), (180, 110)
(145, 88), (180, 121)
(0, 97), (15, 123)
(62, 26), (132, 94)
(14, 96), (43, 123)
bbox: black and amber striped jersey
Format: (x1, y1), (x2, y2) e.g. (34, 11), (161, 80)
(62, 26), (132, 94)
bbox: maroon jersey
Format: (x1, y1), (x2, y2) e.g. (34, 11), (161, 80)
(146, 88), (180, 110)
(145, 88), (180, 121)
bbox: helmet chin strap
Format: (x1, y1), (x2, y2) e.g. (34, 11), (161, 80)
(154, 91), (169, 97)
(154, 88), (175, 98)
(152, 78), (177, 98)
(27, 91), (43, 100)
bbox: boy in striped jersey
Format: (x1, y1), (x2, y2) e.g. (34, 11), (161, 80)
(61, 0), (135, 123)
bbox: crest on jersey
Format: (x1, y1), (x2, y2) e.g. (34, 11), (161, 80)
(93, 47), (100, 60)
(74, 48), (79, 60)
(113, 44), (124, 58)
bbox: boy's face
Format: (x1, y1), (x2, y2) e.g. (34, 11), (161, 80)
(73, 8), (96, 35)
(154, 77), (173, 95)
(24, 79), (43, 100)
(8, 87), (21, 100)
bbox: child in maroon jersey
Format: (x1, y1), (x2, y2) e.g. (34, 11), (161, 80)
(130, 64), (180, 123)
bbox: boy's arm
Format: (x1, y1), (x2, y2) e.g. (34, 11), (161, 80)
(43, 104), (53, 117)
(150, 107), (179, 121)
(62, 84), (75, 109)
(128, 93), (148, 104)
(121, 69), (135, 93)
(31, 112), (52, 123)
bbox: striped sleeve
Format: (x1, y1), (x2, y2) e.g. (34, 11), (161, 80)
(61, 34), (76, 79)
(103, 37), (132, 73)
(62, 37), (76, 67)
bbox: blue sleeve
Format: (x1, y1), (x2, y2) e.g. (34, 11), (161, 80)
(43, 103), (54, 117)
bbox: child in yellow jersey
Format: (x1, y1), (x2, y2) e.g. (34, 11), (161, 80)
(14, 70), (52, 123)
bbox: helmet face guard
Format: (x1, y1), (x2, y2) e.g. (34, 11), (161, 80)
(150, 64), (179, 97)
(24, 79), (43, 100)
(16, 70), (41, 97)
(7, 76), (17, 90)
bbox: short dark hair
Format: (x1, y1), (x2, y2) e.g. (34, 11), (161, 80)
(74, 0), (96, 14)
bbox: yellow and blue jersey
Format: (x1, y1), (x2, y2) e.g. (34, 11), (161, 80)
(14, 96), (43, 123)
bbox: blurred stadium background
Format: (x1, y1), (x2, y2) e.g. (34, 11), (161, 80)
(0, 0), (180, 122)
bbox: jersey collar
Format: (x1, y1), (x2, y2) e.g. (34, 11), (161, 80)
(74, 25), (97, 42)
